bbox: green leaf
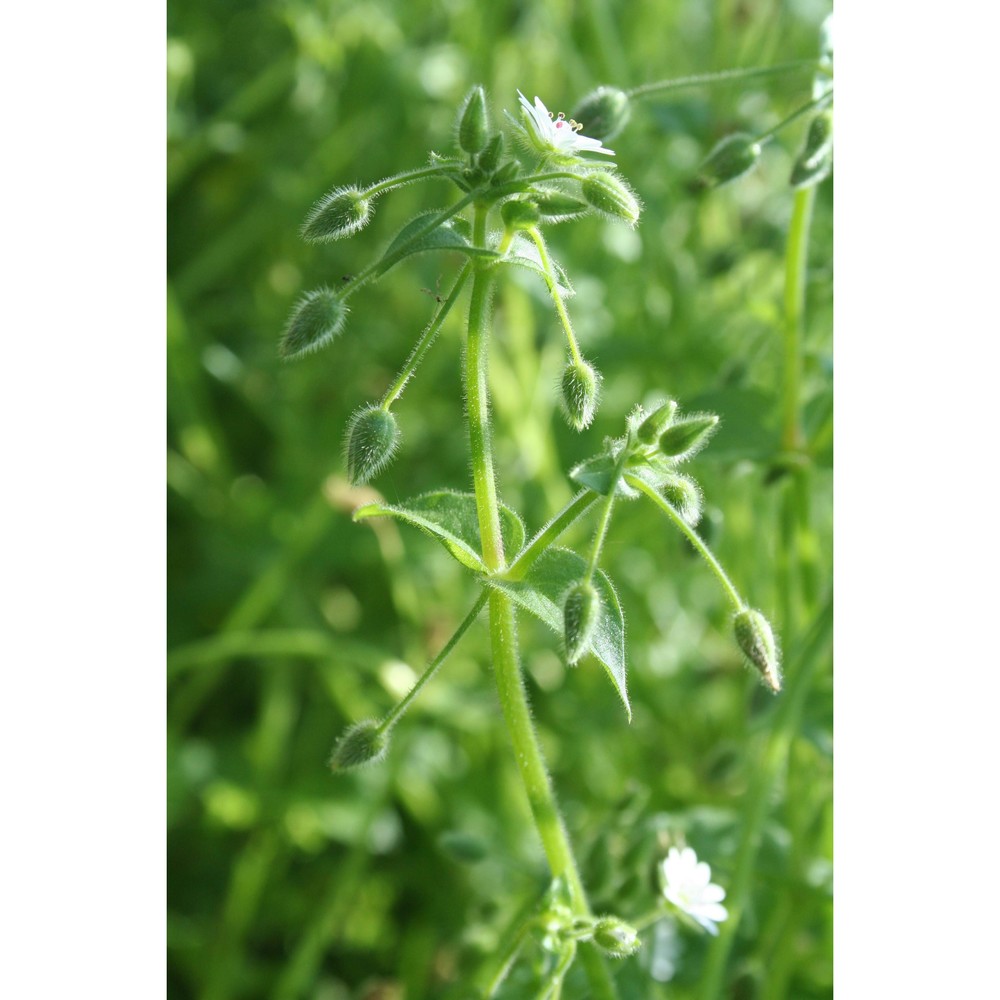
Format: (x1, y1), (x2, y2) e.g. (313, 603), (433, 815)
(490, 548), (629, 719)
(353, 490), (524, 572)
(503, 234), (574, 297)
(569, 451), (637, 498)
(375, 213), (499, 276)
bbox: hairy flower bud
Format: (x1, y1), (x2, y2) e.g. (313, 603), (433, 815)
(790, 110), (833, 189)
(658, 413), (719, 460)
(344, 405), (400, 485)
(571, 86), (632, 142)
(533, 188), (589, 224)
(458, 85), (489, 154)
(560, 358), (602, 430)
(563, 580), (601, 665)
(500, 198), (541, 231)
(329, 720), (389, 771)
(581, 172), (641, 225)
(279, 287), (348, 359)
(637, 399), (678, 444)
(661, 473), (702, 526)
(478, 133), (504, 174)
(733, 609), (781, 692)
(700, 133), (762, 187)
(301, 185), (371, 242)
(592, 916), (641, 958)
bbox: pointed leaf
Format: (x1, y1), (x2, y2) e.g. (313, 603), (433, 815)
(354, 490), (524, 572)
(503, 234), (574, 298)
(569, 452), (638, 498)
(375, 213), (499, 276)
(489, 547), (629, 719)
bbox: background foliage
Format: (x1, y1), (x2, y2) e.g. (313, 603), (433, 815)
(167, 1), (832, 996)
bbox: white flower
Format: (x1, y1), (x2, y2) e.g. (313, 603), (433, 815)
(514, 91), (615, 159)
(660, 846), (728, 936)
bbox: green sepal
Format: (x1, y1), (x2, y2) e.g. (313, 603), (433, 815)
(329, 720), (388, 771)
(489, 548), (629, 719)
(375, 213), (499, 277)
(532, 187), (590, 224)
(279, 287), (348, 359)
(353, 490), (524, 573)
(571, 86), (632, 142)
(457, 85), (489, 154)
(569, 450), (637, 499)
(699, 133), (762, 187)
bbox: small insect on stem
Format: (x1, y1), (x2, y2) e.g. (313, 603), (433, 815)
(420, 275), (445, 303)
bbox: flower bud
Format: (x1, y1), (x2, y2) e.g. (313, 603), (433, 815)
(637, 399), (678, 444)
(533, 188), (589, 224)
(500, 198), (541, 231)
(733, 609), (781, 692)
(560, 358), (602, 431)
(301, 185), (371, 242)
(700, 133), (762, 187)
(658, 413), (719, 460)
(492, 161), (520, 185)
(790, 111), (833, 189)
(458, 85), (489, 154)
(571, 86), (632, 142)
(661, 473), (702, 526)
(592, 916), (641, 958)
(563, 580), (601, 665)
(328, 719), (389, 771)
(279, 287), (348, 359)
(344, 405), (401, 485)
(581, 172), (641, 226)
(478, 133), (504, 174)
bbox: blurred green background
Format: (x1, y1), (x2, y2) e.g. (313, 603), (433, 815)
(167, 1), (832, 997)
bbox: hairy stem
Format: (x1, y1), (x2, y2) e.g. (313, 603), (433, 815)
(527, 227), (583, 363)
(506, 491), (598, 580)
(380, 262), (472, 410)
(377, 589), (488, 733)
(626, 474), (745, 610)
(755, 90), (832, 147)
(363, 163), (461, 198)
(465, 201), (616, 998)
(627, 60), (818, 100)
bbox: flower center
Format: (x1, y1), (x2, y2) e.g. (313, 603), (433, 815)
(548, 110), (584, 133)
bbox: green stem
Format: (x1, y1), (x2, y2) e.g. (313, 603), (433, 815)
(754, 90), (832, 147)
(466, 204), (506, 571)
(585, 447), (630, 581)
(464, 198), (617, 999)
(539, 945), (576, 1000)
(626, 474), (745, 611)
(697, 598), (832, 999)
(527, 227), (583, 363)
(377, 590), (488, 733)
(781, 185), (817, 452)
(363, 163), (460, 198)
(379, 263), (472, 410)
(626, 60), (818, 100)
(506, 491), (598, 580)
(341, 190), (481, 303)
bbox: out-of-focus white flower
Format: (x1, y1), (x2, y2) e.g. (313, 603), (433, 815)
(513, 91), (615, 159)
(660, 846), (728, 936)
